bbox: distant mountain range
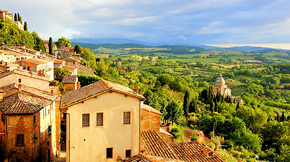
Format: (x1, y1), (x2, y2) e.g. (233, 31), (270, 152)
(70, 38), (288, 51)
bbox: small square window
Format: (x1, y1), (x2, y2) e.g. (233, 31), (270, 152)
(126, 150), (131, 158)
(106, 148), (113, 159)
(82, 114), (90, 127)
(97, 113), (103, 126)
(16, 134), (24, 146)
(123, 112), (130, 124)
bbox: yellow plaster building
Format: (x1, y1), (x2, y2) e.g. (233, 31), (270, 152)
(60, 80), (145, 162)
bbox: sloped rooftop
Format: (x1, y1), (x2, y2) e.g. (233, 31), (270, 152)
(62, 75), (77, 84)
(141, 130), (178, 160)
(141, 104), (163, 115)
(169, 141), (225, 162)
(61, 79), (145, 108)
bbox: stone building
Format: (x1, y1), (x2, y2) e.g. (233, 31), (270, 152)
(0, 84), (60, 161)
(60, 80), (145, 162)
(213, 74), (232, 97)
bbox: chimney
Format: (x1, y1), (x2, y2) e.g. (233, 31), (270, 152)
(0, 89), (4, 101)
(133, 85), (138, 94)
(51, 89), (54, 96)
(18, 84), (22, 90)
(196, 131), (204, 144)
(77, 82), (81, 89)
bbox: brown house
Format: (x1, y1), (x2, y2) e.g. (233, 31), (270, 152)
(0, 84), (60, 161)
(61, 75), (80, 92)
(141, 104), (174, 143)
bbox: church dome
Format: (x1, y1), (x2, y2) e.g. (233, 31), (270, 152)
(216, 74), (225, 83)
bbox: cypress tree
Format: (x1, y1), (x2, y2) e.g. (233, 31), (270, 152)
(14, 13), (17, 21)
(74, 44), (82, 54)
(183, 90), (190, 117)
(281, 112), (285, 122)
(236, 102), (240, 110)
(48, 37), (53, 55)
(189, 100), (198, 113)
(24, 22), (27, 31)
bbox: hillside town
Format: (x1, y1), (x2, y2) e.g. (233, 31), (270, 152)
(0, 46), (226, 162)
(0, 9), (227, 162)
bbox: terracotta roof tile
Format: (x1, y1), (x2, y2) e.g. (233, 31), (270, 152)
(141, 104), (163, 115)
(62, 75), (78, 84)
(0, 93), (51, 114)
(141, 130), (178, 160)
(123, 154), (182, 162)
(169, 142), (225, 162)
(0, 84), (57, 114)
(0, 69), (51, 81)
(61, 80), (145, 108)
(62, 57), (79, 62)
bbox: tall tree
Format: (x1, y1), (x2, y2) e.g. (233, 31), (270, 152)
(14, 13), (17, 21)
(31, 31), (46, 52)
(24, 21), (27, 31)
(183, 90), (190, 117)
(48, 37), (53, 55)
(17, 13), (22, 24)
(55, 37), (71, 48)
(74, 44), (82, 53)
(189, 100), (198, 113)
(166, 101), (183, 124)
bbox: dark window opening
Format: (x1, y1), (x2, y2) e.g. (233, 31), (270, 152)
(16, 134), (24, 146)
(18, 78), (21, 83)
(97, 113), (103, 126)
(123, 112), (130, 124)
(106, 148), (113, 159)
(82, 114), (90, 127)
(126, 150), (131, 158)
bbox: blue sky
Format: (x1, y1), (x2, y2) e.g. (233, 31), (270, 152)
(2, 0), (290, 45)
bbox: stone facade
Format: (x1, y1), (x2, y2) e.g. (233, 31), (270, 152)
(213, 75), (232, 97)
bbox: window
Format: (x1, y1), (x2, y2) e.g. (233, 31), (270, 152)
(82, 114), (90, 127)
(126, 150), (131, 158)
(123, 112), (130, 124)
(18, 78), (21, 83)
(33, 115), (36, 124)
(106, 148), (113, 159)
(96, 113), (103, 126)
(16, 134), (24, 146)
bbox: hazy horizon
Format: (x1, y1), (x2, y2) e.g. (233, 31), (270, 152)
(206, 43), (290, 50)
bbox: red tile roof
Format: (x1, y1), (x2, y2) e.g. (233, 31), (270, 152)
(141, 130), (178, 160)
(0, 84), (57, 114)
(61, 80), (145, 108)
(141, 104), (163, 115)
(169, 141), (225, 162)
(62, 75), (78, 84)
(123, 154), (182, 162)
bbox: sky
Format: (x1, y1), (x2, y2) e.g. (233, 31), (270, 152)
(2, 0), (290, 45)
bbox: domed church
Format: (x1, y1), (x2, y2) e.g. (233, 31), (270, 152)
(213, 74), (232, 97)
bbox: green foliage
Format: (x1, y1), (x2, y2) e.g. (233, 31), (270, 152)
(183, 90), (190, 117)
(24, 21), (27, 31)
(48, 37), (53, 54)
(31, 31), (46, 52)
(166, 100), (183, 124)
(170, 123), (185, 142)
(54, 68), (71, 81)
(77, 74), (102, 87)
(74, 44), (82, 54)
(55, 37), (71, 48)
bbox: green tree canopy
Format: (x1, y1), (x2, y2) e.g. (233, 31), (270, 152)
(55, 37), (71, 48)
(74, 44), (82, 53)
